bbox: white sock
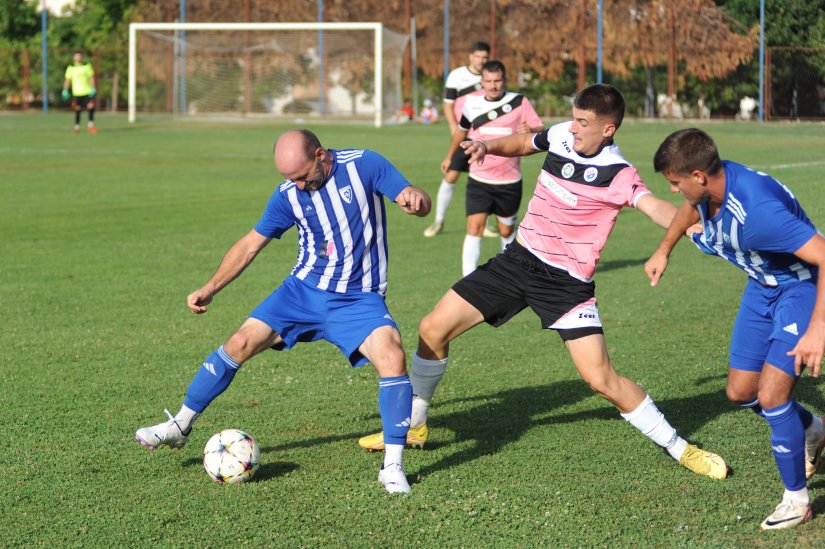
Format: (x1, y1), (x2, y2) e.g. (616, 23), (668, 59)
(384, 443), (403, 468)
(784, 487), (810, 505)
(435, 180), (455, 223)
(409, 352), (448, 425)
(462, 234), (482, 276)
(173, 404), (200, 434)
(805, 415), (824, 448)
(411, 396), (430, 428)
(621, 395), (685, 460)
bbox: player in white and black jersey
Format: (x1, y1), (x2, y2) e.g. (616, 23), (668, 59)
(424, 41), (492, 238)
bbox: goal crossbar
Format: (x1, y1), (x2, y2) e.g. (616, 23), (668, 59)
(128, 22), (384, 126)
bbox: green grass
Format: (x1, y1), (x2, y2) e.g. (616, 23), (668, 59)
(1, 112), (824, 547)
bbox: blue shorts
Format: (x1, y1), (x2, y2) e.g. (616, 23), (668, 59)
(249, 275), (398, 367)
(729, 278), (816, 376)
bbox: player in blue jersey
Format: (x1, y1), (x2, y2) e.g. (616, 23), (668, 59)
(135, 129), (431, 494)
(646, 128), (825, 530)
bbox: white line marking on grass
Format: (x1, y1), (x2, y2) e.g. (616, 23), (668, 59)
(753, 160), (825, 170)
(0, 147), (266, 160)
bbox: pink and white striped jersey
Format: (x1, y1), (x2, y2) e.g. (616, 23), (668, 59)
(443, 66), (484, 120)
(518, 121), (652, 282)
(459, 91), (543, 184)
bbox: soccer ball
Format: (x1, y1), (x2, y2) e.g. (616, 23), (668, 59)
(203, 429), (261, 484)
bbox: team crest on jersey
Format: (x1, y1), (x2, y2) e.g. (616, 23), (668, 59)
(561, 162), (575, 179)
(584, 167), (598, 182)
(502, 104), (512, 113)
(487, 110), (498, 120)
(338, 185), (353, 204)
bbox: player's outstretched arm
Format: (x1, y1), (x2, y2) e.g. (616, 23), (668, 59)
(187, 229), (271, 314)
(643, 199), (699, 287)
(395, 186), (432, 217)
(787, 233), (825, 377)
(461, 132), (536, 166)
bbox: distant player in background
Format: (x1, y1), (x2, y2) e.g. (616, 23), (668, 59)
(135, 129), (431, 494)
(418, 98), (439, 125)
(646, 128), (825, 530)
(359, 84), (730, 484)
(424, 41), (493, 238)
(62, 52), (97, 134)
(440, 60), (543, 275)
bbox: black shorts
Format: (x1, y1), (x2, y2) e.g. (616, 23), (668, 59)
(452, 240), (603, 341)
(466, 177), (522, 217)
(448, 147), (471, 172)
(72, 95), (95, 110)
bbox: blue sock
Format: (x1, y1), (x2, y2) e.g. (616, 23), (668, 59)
(764, 400), (806, 491)
(379, 375), (412, 446)
(740, 398), (765, 417)
(795, 401), (813, 430)
(183, 346), (241, 413)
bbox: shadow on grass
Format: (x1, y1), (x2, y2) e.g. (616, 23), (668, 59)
(409, 380), (736, 479)
(251, 374), (823, 483)
(181, 455), (300, 482)
(595, 257), (648, 273)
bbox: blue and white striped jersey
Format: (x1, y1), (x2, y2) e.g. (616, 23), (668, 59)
(254, 149), (410, 295)
(691, 160), (819, 286)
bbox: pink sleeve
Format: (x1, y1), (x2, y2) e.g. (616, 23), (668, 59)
(613, 166), (651, 208)
(522, 98), (543, 128)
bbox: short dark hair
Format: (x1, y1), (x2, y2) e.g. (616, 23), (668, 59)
(482, 60), (506, 80)
(573, 84), (625, 129)
(470, 41), (491, 53)
(653, 128), (723, 176)
(298, 129), (323, 160)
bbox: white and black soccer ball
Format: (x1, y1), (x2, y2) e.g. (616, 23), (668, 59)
(203, 429), (261, 484)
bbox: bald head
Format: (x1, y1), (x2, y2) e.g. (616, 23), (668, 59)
(274, 129), (329, 191)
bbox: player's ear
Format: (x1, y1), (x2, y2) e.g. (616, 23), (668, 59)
(602, 122), (616, 139)
(690, 170), (707, 186)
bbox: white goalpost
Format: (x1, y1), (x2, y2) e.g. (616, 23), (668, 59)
(128, 22), (399, 127)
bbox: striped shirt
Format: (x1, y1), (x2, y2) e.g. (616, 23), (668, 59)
(444, 65), (484, 121)
(518, 121), (651, 282)
(254, 149), (410, 295)
(690, 161), (818, 286)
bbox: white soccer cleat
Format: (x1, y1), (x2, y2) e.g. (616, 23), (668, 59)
(760, 498), (812, 530)
(423, 221), (444, 238)
(135, 409), (189, 450)
(378, 463), (411, 494)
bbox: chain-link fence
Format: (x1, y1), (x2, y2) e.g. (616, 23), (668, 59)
(1, 47), (125, 112)
(4, 44), (824, 120)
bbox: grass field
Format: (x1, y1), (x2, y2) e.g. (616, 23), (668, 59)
(2, 112), (824, 547)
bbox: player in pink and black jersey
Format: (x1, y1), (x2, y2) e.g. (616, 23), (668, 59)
(440, 60), (543, 275)
(423, 41), (490, 238)
(358, 85), (730, 483)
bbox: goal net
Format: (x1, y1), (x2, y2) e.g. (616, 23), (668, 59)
(128, 22), (408, 127)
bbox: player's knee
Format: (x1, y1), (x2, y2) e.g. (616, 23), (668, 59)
(418, 313), (447, 350)
(223, 331), (255, 362)
(725, 384), (750, 404)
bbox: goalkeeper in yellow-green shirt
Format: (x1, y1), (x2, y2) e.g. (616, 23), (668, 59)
(62, 51), (97, 134)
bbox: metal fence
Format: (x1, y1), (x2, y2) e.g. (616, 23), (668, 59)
(3, 45), (824, 120)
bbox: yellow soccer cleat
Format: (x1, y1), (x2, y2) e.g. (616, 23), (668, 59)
(678, 444), (729, 480)
(358, 423), (429, 452)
